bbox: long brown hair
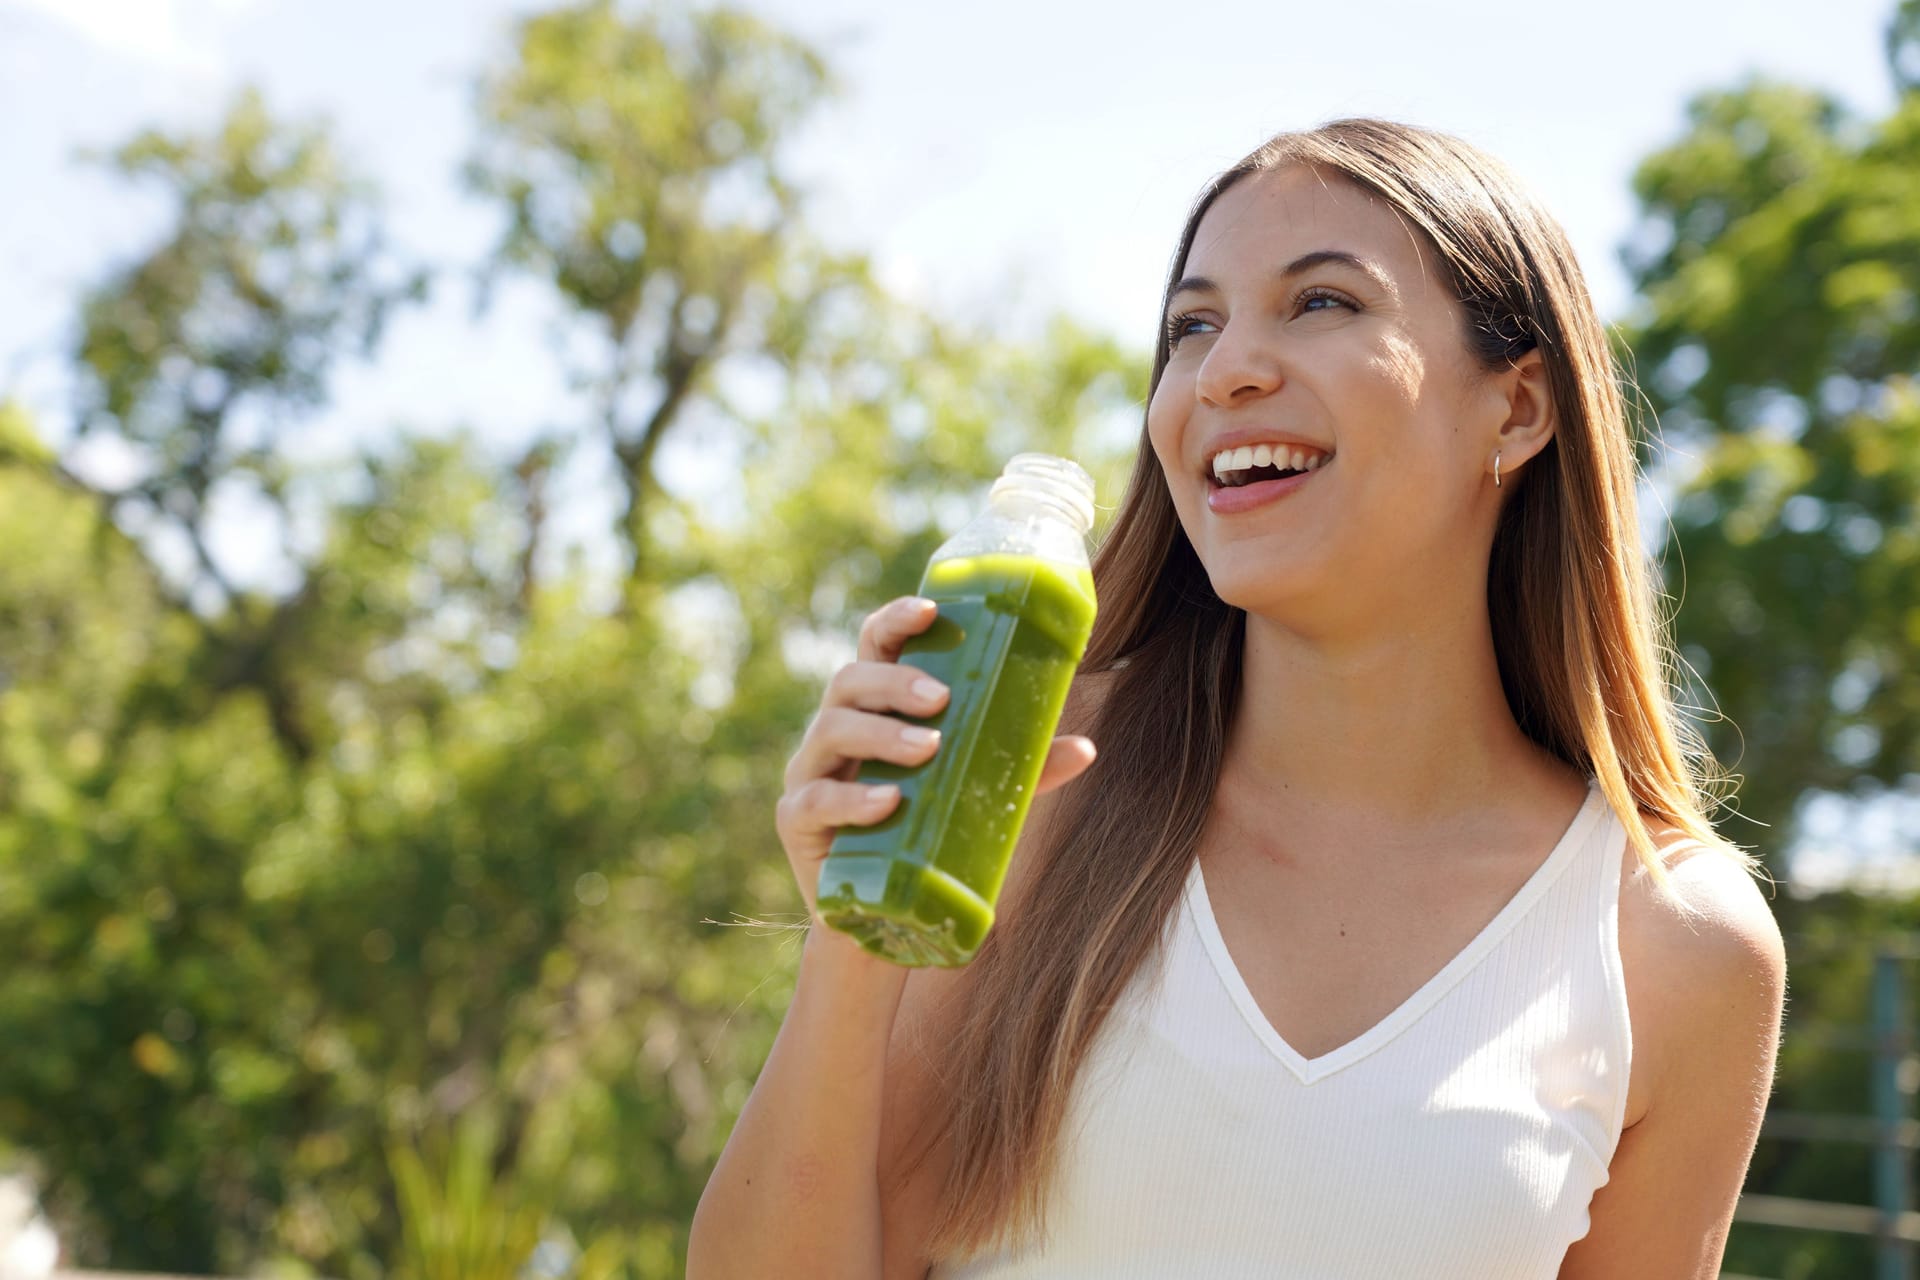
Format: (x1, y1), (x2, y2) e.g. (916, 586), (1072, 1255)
(910, 117), (1756, 1265)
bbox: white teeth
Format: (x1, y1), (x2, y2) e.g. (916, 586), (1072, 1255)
(1208, 442), (1334, 485)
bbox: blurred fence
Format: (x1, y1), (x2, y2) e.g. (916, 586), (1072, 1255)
(1725, 933), (1920, 1280)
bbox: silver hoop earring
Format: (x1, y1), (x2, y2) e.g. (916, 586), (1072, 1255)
(1494, 452), (1502, 488)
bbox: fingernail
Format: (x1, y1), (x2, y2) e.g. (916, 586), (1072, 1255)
(911, 677), (946, 702)
(904, 597), (935, 613)
(866, 784), (899, 803)
(900, 725), (938, 747)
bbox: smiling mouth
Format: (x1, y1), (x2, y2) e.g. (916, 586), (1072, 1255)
(1205, 456), (1333, 489)
(1212, 464), (1304, 489)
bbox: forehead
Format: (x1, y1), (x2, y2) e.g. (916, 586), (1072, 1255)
(1185, 164), (1440, 297)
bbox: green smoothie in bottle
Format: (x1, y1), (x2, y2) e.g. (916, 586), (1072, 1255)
(817, 453), (1098, 967)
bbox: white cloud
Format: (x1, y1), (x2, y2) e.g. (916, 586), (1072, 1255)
(1, 0), (263, 76)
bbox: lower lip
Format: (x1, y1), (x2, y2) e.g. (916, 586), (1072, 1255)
(1205, 463), (1326, 514)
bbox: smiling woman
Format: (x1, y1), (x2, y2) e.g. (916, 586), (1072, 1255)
(690, 116), (1787, 1280)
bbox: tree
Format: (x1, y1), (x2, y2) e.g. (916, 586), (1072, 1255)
(73, 84), (427, 604)
(463, 0), (838, 593)
(1618, 14), (1920, 875)
(0, 6), (1142, 1275)
(69, 83), (429, 761)
(1619, 7), (1920, 1275)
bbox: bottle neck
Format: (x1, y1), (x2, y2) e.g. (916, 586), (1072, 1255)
(987, 485), (1092, 536)
(929, 483), (1093, 570)
(988, 453), (1095, 535)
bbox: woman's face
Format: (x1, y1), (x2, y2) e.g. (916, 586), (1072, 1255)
(1147, 164), (1525, 627)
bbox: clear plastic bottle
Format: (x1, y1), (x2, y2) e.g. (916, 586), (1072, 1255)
(817, 453), (1098, 967)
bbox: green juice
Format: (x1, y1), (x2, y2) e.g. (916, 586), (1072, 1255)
(817, 551), (1098, 967)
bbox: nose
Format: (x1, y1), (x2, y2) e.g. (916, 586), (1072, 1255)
(1193, 320), (1283, 407)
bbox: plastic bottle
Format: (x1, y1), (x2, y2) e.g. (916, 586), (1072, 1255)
(816, 453), (1098, 967)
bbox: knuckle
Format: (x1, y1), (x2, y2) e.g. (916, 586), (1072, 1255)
(831, 661), (873, 701)
(799, 777), (836, 815)
(781, 753), (809, 793)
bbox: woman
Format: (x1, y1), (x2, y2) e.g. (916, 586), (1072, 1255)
(689, 118), (1788, 1279)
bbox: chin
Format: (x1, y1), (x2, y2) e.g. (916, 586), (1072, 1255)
(1200, 559), (1320, 617)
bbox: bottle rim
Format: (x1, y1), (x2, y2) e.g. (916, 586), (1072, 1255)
(990, 452), (1095, 532)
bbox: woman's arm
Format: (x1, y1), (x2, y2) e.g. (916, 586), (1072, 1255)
(1556, 851), (1788, 1279)
(687, 923), (911, 1279)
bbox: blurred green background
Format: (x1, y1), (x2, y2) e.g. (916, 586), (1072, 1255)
(1, 1), (1918, 1276)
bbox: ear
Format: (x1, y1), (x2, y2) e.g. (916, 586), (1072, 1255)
(1486, 348), (1556, 481)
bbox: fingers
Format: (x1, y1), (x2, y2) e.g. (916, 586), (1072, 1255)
(782, 655), (951, 791)
(777, 777), (902, 852)
(785, 705), (943, 791)
(1034, 735), (1098, 795)
(824, 658), (950, 717)
(857, 595), (939, 664)
(778, 595), (943, 914)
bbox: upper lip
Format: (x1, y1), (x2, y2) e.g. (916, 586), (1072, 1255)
(1201, 428), (1335, 480)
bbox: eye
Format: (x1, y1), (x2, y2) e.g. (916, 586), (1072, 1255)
(1162, 287), (1358, 352)
(1163, 311), (1212, 349)
(1297, 286), (1356, 315)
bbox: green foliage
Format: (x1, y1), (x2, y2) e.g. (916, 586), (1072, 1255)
(390, 1130), (543, 1280)
(388, 1111), (632, 1280)
(0, 398), (54, 467)
(1891, 0), (1920, 94)
(2, 495), (354, 1268)
(1730, 890), (1920, 1278)
(1618, 15), (1920, 1277)
(71, 85), (428, 615)
(1620, 58), (1920, 857)
(0, 6), (1138, 1275)
(464, 0), (831, 329)
(464, 0), (843, 584)
(6, 0), (1912, 1276)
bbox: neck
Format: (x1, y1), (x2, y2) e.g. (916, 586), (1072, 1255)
(1219, 586), (1572, 836)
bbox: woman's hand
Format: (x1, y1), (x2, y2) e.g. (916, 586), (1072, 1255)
(774, 596), (1098, 921)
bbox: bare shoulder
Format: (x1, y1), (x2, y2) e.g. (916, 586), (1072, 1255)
(1622, 820), (1786, 980)
(1558, 819), (1787, 1277)
(1616, 817), (1788, 1121)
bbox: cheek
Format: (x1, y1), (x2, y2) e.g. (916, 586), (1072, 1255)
(1145, 377), (1184, 467)
(1144, 381), (1206, 534)
(1367, 333), (1426, 408)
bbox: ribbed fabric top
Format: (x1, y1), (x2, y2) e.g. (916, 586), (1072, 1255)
(931, 778), (1631, 1280)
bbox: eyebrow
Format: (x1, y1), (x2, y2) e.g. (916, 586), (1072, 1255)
(1165, 249), (1394, 308)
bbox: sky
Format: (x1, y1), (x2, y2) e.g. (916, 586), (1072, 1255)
(0, 0), (1910, 888)
(0, 0), (1899, 445)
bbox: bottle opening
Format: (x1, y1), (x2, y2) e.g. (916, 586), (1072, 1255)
(989, 452), (1096, 534)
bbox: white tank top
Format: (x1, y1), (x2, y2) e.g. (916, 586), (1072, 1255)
(930, 778), (1631, 1280)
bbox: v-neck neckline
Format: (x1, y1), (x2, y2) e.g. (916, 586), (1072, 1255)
(1184, 780), (1605, 1085)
